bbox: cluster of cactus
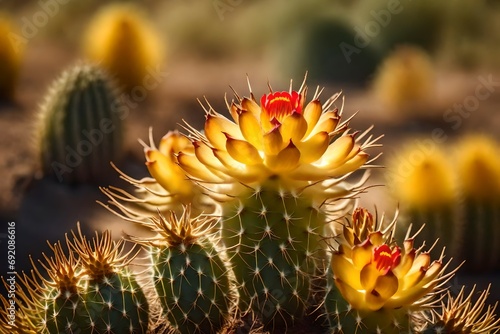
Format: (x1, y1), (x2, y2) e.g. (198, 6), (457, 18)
(388, 134), (500, 272)
(372, 45), (436, 117)
(36, 62), (125, 184)
(4, 77), (500, 333)
(2, 225), (149, 333)
(0, 14), (23, 101)
(82, 3), (163, 92)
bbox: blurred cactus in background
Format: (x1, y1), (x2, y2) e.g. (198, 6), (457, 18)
(0, 14), (22, 101)
(387, 142), (457, 259)
(455, 135), (500, 271)
(280, 15), (382, 85)
(373, 45), (436, 117)
(37, 63), (124, 184)
(83, 4), (163, 93)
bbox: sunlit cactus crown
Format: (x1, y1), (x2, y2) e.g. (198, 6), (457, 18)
(68, 223), (138, 279)
(418, 285), (500, 333)
(176, 77), (379, 202)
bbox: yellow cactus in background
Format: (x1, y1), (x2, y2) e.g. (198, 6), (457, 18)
(388, 143), (455, 209)
(373, 45), (435, 116)
(0, 14), (22, 101)
(456, 134), (500, 201)
(83, 4), (163, 92)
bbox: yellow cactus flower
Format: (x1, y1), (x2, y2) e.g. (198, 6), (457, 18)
(101, 130), (214, 221)
(83, 4), (163, 92)
(456, 134), (500, 200)
(387, 143), (455, 209)
(177, 77), (378, 200)
(332, 208), (450, 312)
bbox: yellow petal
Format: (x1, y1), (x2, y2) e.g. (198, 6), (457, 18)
(205, 114), (241, 150)
(263, 127), (285, 155)
(194, 141), (226, 171)
(303, 100), (322, 138)
(312, 111), (340, 135)
(213, 149), (267, 183)
(360, 263), (380, 292)
(323, 135), (355, 165)
(265, 141), (300, 173)
(297, 131), (329, 163)
(331, 253), (362, 290)
(241, 97), (261, 118)
(279, 112), (308, 143)
(328, 152), (369, 178)
(407, 253), (431, 276)
(238, 109), (263, 150)
(352, 242), (373, 270)
(260, 108), (275, 133)
(145, 149), (192, 197)
(177, 152), (226, 182)
(392, 249), (416, 279)
(364, 272), (398, 311)
(226, 137), (262, 166)
(373, 271), (398, 300)
(334, 278), (365, 310)
(158, 131), (192, 155)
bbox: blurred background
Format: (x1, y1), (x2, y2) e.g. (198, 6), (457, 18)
(1, 0), (500, 305)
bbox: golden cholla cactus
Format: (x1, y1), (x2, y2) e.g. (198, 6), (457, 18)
(101, 129), (215, 221)
(326, 207), (456, 333)
(420, 285), (500, 333)
(373, 45), (435, 116)
(178, 77), (378, 202)
(82, 3), (163, 92)
(456, 134), (500, 201)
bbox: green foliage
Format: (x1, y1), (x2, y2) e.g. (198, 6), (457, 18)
(37, 63), (124, 184)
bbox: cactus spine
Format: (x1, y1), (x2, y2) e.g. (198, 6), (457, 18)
(129, 206), (233, 334)
(37, 63), (124, 184)
(0, 14), (22, 101)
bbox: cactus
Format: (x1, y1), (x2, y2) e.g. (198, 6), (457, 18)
(280, 15), (382, 85)
(455, 135), (500, 271)
(11, 225), (148, 334)
(37, 63), (124, 184)
(386, 142), (457, 259)
(0, 14), (22, 101)
(127, 206), (233, 334)
(418, 285), (500, 333)
(169, 78), (377, 329)
(83, 4), (163, 92)
(325, 208), (454, 334)
(372, 45), (436, 117)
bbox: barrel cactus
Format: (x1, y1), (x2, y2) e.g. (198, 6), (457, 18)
(37, 63), (124, 184)
(128, 206), (234, 334)
(11, 225), (148, 333)
(82, 3), (163, 92)
(170, 78), (377, 329)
